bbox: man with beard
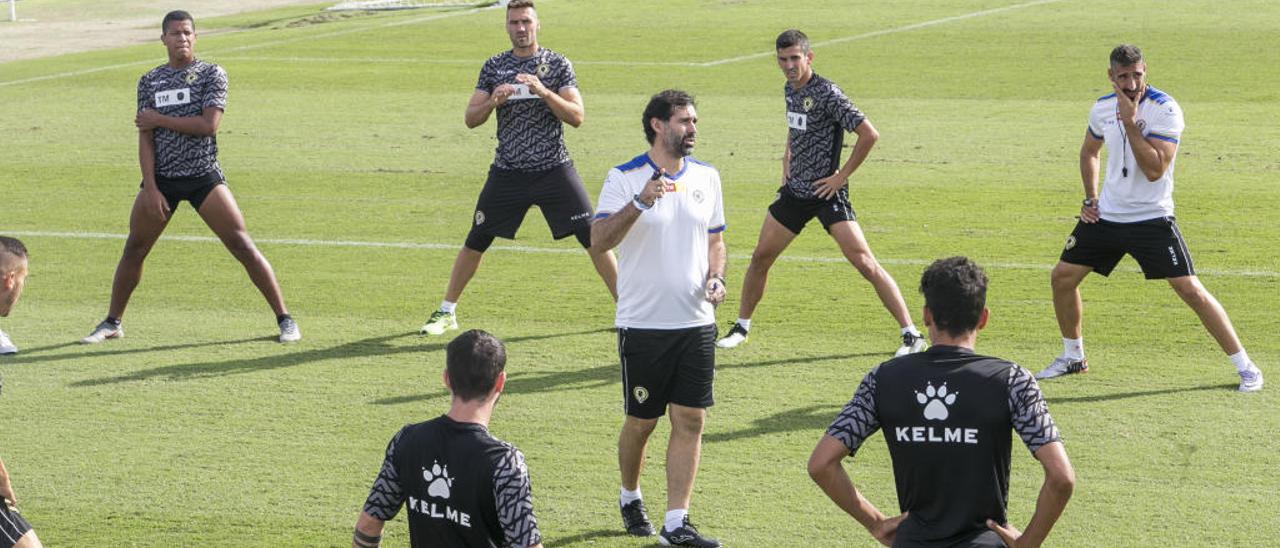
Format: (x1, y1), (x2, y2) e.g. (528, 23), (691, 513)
(1040, 44), (1263, 392)
(591, 90), (726, 547)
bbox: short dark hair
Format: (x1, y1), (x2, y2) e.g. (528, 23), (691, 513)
(0, 236), (27, 274)
(919, 256), (988, 337)
(642, 89), (695, 145)
(446, 330), (507, 402)
(776, 29), (810, 52)
(162, 10), (194, 34)
(506, 0), (535, 10)
(1110, 44), (1143, 67)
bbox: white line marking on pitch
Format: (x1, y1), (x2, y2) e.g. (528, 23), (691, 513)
(700, 0), (1065, 67)
(0, 0), (1062, 87)
(8, 230), (1276, 279)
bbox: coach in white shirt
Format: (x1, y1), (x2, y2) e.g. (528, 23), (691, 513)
(590, 90), (726, 547)
(1041, 44), (1263, 393)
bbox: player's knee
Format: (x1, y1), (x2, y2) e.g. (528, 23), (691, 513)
(464, 230), (495, 253)
(1050, 265), (1078, 291)
(749, 248), (780, 270)
(669, 407), (705, 435)
(849, 253), (879, 277)
(574, 225), (592, 249)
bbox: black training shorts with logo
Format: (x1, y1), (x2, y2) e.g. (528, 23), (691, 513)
(618, 324), (716, 419)
(0, 503), (33, 548)
(1060, 216), (1195, 279)
(470, 161), (594, 240)
(142, 170), (226, 213)
(767, 186), (857, 235)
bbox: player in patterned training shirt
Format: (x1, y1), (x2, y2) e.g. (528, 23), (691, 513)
(1041, 44), (1264, 392)
(0, 237), (42, 548)
(809, 257), (1075, 547)
(79, 10), (299, 345)
(418, 0), (617, 337)
(354, 330), (542, 548)
(716, 29), (925, 357)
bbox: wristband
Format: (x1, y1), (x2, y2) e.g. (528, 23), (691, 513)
(633, 194), (652, 211)
(1082, 198), (1097, 208)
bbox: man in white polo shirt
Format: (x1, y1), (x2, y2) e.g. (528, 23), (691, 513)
(591, 90), (726, 548)
(1042, 44), (1263, 392)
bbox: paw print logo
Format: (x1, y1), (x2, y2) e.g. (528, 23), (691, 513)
(422, 461), (454, 499)
(915, 382), (958, 421)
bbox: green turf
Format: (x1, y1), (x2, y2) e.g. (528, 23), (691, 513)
(2, 0), (1278, 545)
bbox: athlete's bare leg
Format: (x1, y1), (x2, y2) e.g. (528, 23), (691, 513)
(665, 403), (705, 512)
(1168, 275), (1244, 355)
(1050, 261), (1093, 339)
(197, 185), (288, 317)
(442, 247), (485, 304)
(588, 246), (619, 302)
(828, 220), (913, 328)
(618, 415), (658, 491)
(107, 190), (173, 320)
(736, 213), (798, 320)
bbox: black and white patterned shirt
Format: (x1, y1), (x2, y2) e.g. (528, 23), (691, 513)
(826, 346), (1061, 545)
(475, 48), (577, 172)
(136, 60), (227, 179)
(363, 416), (541, 547)
(783, 73), (866, 200)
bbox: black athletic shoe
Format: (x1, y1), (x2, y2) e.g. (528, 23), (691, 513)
(715, 321), (749, 349)
(620, 499), (655, 537)
(659, 516), (720, 547)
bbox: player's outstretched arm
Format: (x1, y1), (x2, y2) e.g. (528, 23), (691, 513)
(989, 441), (1074, 548)
(808, 435), (903, 546)
(135, 106), (222, 137)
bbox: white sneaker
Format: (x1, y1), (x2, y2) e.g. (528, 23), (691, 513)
(0, 329), (16, 355)
(715, 322), (749, 349)
(420, 310), (458, 336)
(1238, 366), (1264, 393)
(278, 317), (301, 343)
(81, 320), (123, 344)
(1036, 356), (1089, 379)
(894, 332), (927, 357)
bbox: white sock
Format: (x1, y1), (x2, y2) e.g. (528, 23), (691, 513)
(664, 509), (688, 532)
(1062, 337), (1084, 360)
(1229, 350), (1253, 374)
(736, 318), (751, 331)
(901, 325), (921, 337)
(439, 300), (457, 314)
(619, 487), (642, 507)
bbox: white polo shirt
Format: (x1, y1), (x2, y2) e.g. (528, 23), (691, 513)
(596, 153), (726, 329)
(1087, 86), (1184, 223)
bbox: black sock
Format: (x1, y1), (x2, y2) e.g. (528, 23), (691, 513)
(105, 316), (121, 326)
(277, 314), (292, 324)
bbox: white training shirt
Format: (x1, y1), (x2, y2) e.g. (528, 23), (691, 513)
(596, 153), (726, 329)
(1087, 86), (1184, 223)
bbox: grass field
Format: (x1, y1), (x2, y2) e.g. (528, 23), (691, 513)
(2, 0), (1279, 545)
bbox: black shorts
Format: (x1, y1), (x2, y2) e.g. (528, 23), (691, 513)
(144, 171), (226, 212)
(1059, 217), (1195, 279)
(767, 187), (857, 235)
(618, 324), (717, 419)
(0, 504), (33, 548)
(471, 161), (594, 240)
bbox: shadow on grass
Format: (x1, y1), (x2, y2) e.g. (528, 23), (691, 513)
(373, 352), (877, 406)
(549, 529), (632, 546)
(704, 404), (838, 444)
(4, 337), (270, 365)
(1046, 382), (1237, 404)
(71, 327), (616, 387)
